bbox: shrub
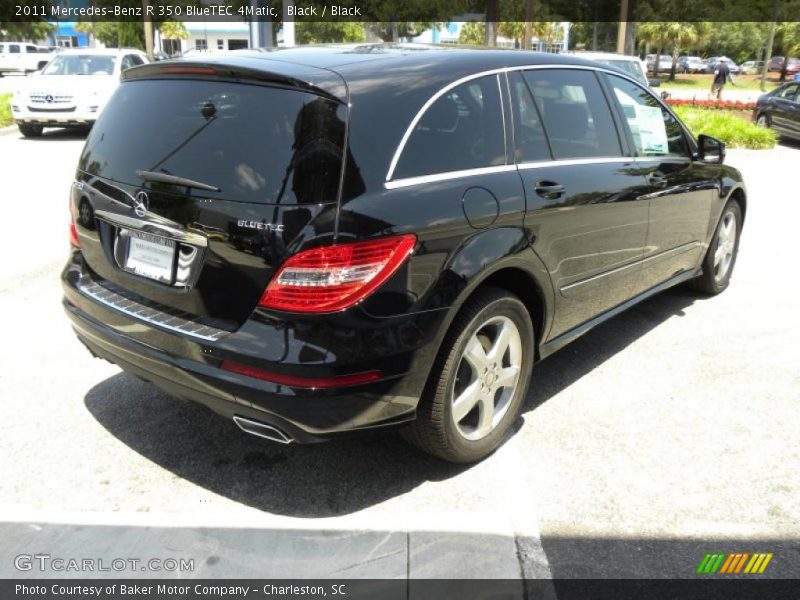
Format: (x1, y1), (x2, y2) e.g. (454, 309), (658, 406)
(673, 106), (777, 149)
(667, 98), (757, 111)
(0, 94), (12, 128)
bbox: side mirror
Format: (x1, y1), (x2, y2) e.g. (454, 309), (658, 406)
(698, 134), (726, 164)
(649, 78), (661, 87)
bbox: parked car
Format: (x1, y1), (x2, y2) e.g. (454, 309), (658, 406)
(767, 56), (800, 75)
(755, 82), (800, 141)
(62, 46), (746, 463)
(768, 56), (785, 72)
(567, 51), (651, 86)
(676, 56), (707, 73)
(705, 57), (741, 74)
(645, 54), (674, 73)
(0, 42), (56, 76)
(784, 58), (800, 76)
(740, 60), (764, 74)
(10, 48), (149, 137)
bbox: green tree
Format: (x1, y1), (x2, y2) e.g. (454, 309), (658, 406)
(775, 22), (800, 81)
(86, 22), (145, 49)
(458, 22), (484, 46)
(296, 22), (365, 44)
(158, 21), (189, 41)
(0, 21), (54, 42)
(701, 22), (769, 64)
(498, 22), (556, 48)
(639, 22), (709, 81)
(367, 22), (436, 42)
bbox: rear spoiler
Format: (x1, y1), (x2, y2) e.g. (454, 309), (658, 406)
(122, 56), (348, 104)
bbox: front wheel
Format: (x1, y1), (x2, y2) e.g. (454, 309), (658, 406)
(402, 288), (534, 463)
(756, 113), (770, 128)
(692, 200), (742, 295)
(17, 123), (43, 138)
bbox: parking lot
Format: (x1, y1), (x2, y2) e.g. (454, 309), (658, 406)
(0, 125), (798, 580)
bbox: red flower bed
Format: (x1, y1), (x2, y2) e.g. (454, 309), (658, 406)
(666, 98), (756, 111)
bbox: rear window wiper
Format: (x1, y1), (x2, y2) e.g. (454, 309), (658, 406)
(136, 170), (220, 192)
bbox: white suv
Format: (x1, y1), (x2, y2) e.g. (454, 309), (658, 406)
(0, 42), (56, 76)
(567, 51), (650, 86)
(11, 48), (149, 137)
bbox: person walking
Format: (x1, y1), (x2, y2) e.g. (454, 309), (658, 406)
(710, 58), (735, 100)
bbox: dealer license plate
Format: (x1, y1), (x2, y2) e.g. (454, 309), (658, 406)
(124, 230), (176, 284)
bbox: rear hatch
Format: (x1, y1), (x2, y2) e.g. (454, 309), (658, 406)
(73, 71), (348, 328)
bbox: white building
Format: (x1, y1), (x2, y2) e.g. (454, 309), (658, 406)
(157, 22), (257, 55)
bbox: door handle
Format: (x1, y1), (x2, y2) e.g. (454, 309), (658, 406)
(534, 181), (565, 199)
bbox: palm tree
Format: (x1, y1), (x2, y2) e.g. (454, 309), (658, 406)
(638, 22), (708, 81)
(158, 21), (189, 42)
(637, 22), (668, 75)
(498, 21), (553, 49)
(666, 22), (709, 81)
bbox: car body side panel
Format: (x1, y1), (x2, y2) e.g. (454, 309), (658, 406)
(518, 161), (650, 338)
(631, 159), (716, 292)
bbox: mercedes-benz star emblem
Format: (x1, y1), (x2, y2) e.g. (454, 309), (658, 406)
(45, 95), (54, 103)
(133, 191), (149, 218)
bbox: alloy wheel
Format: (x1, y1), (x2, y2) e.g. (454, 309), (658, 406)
(451, 316), (522, 441)
(714, 211), (737, 283)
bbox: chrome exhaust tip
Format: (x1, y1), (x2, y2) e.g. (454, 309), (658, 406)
(233, 416), (293, 444)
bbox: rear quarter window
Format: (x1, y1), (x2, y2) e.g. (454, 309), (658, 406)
(393, 74), (506, 180)
(79, 79), (349, 205)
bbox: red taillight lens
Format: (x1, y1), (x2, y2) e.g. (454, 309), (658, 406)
(69, 223), (80, 247)
(221, 360), (382, 389)
(259, 234), (417, 313)
(69, 200), (79, 247)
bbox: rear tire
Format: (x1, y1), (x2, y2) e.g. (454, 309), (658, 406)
(691, 200), (742, 295)
(402, 287), (534, 463)
(18, 123), (43, 138)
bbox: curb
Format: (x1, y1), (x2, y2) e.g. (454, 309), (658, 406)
(0, 125), (18, 137)
(0, 519), (524, 579)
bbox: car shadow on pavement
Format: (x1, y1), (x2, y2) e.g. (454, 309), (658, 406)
(84, 286), (702, 518)
(778, 137), (800, 150)
(523, 286), (700, 414)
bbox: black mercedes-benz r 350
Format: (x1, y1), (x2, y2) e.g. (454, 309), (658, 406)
(62, 45), (746, 462)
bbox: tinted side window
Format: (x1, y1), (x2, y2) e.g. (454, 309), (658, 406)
(522, 69), (622, 159)
(129, 54), (145, 66)
(121, 55), (134, 71)
(9, 44), (20, 53)
(394, 74), (505, 179)
(509, 72), (550, 162)
(778, 84), (799, 100)
(606, 74), (689, 158)
(26, 45), (37, 53)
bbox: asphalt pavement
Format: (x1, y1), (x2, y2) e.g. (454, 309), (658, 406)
(0, 126), (798, 581)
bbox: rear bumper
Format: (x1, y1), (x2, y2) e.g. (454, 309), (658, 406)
(62, 255), (445, 443)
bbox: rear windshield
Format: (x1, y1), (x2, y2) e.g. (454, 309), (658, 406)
(79, 79), (347, 205)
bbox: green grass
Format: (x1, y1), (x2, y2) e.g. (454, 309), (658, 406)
(0, 94), (12, 128)
(660, 74), (779, 92)
(673, 106), (778, 149)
